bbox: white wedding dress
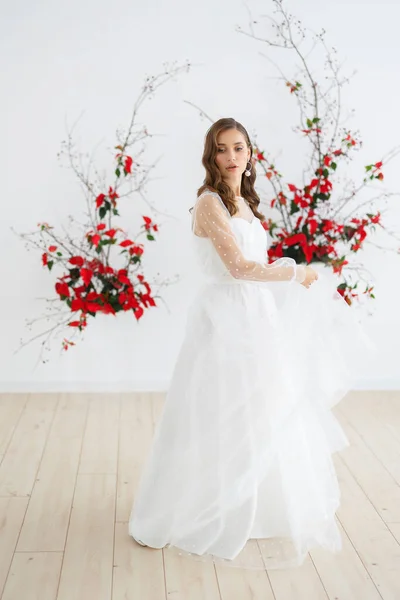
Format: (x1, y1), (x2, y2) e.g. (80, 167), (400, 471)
(128, 190), (375, 569)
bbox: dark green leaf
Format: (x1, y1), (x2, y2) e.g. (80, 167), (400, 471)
(147, 234), (155, 241)
(290, 200), (300, 214)
(115, 168), (121, 178)
(56, 252), (63, 257)
(47, 260), (54, 271)
(113, 209), (120, 216)
(331, 162), (337, 171)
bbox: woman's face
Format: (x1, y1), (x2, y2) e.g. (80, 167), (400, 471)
(215, 128), (250, 183)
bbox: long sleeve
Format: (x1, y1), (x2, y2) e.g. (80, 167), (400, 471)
(192, 193), (306, 284)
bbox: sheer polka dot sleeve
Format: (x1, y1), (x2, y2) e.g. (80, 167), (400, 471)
(192, 193), (306, 283)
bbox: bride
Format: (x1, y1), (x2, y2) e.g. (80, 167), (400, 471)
(128, 117), (374, 569)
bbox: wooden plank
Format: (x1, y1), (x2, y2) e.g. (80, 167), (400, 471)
(163, 547), (221, 600)
(0, 497), (29, 597)
(267, 554), (328, 600)
(310, 519), (382, 600)
(0, 394), (58, 497)
(56, 473), (116, 600)
(117, 393), (162, 522)
(79, 394), (119, 475)
(17, 394), (88, 552)
(337, 409), (400, 523)
(339, 394), (400, 484)
(112, 522), (166, 600)
(0, 394), (28, 457)
(215, 541), (275, 600)
(1, 552), (62, 600)
(336, 456), (400, 599)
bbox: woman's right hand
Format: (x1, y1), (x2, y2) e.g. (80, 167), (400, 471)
(300, 265), (318, 289)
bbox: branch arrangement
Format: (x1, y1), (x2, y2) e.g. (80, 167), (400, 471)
(15, 62), (190, 361)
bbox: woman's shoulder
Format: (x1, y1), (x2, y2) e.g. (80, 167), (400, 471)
(197, 188), (221, 201)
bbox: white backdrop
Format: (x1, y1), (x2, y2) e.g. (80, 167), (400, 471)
(1, 0), (399, 391)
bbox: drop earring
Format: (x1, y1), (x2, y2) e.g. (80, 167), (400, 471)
(244, 162), (252, 177)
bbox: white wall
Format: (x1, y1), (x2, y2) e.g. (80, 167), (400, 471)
(1, 0), (399, 391)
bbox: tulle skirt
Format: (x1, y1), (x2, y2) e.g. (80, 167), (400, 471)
(128, 270), (375, 569)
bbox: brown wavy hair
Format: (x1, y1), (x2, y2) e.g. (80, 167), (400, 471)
(196, 117), (265, 221)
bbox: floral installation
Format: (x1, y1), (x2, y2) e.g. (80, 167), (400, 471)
(15, 62), (190, 361)
(237, 0), (400, 305)
(188, 1), (400, 306)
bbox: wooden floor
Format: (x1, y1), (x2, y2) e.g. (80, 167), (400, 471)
(0, 391), (399, 600)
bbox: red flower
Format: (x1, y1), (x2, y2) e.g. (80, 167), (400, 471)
(68, 321), (81, 327)
(105, 229), (117, 238)
(323, 156), (332, 167)
(80, 268), (93, 287)
(377, 172), (384, 181)
(71, 298), (85, 311)
(288, 184), (297, 192)
(108, 187), (119, 201)
(375, 161), (383, 169)
(308, 219), (318, 235)
(370, 213), (381, 224)
(42, 253), (48, 266)
(133, 307), (144, 320)
(55, 281), (70, 298)
(48, 245), (57, 252)
(333, 149), (343, 156)
(96, 194), (106, 208)
(124, 156), (133, 173)
(120, 239), (134, 247)
(90, 234), (101, 247)
(97, 223), (106, 231)
(143, 216), (152, 230)
(69, 256), (84, 267)
(117, 269), (131, 286)
(129, 245), (144, 256)
(256, 152), (266, 161)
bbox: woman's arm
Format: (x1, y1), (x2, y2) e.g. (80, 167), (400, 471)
(192, 193), (306, 283)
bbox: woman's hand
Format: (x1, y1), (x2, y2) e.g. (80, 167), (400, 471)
(300, 265), (318, 289)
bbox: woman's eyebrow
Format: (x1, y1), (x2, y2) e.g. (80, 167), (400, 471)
(217, 142), (243, 146)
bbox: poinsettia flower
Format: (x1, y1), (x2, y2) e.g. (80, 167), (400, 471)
(143, 216), (152, 230)
(129, 245), (144, 256)
(375, 161), (383, 169)
(97, 223), (106, 231)
(323, 156), (332, 167)
(377, 172), (384, 181)
(288, 184), (297, 192)
(68, 321), (81, 327)
(69, 256), (85, 267)
(108, 187), (119, 201)
(80, 268), (93, 287)
(124, 156), (133, 173)
(55, 281), (70, 298)
(120, 239), (134, 247)
(42, 253), (48, 266)
(105, 229), (117, 238)
(96, 193), (106, 208)
(90, 234), (101, 247)
(48, 245), (57, 252)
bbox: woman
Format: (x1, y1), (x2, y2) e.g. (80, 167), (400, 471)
(128, 118), (373, 569)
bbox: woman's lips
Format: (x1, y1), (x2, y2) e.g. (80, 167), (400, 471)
(227, 166), (238, 170)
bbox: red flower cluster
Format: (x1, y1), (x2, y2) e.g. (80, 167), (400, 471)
(257, 117), (383, 304)
(40, 151), (160, 349)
